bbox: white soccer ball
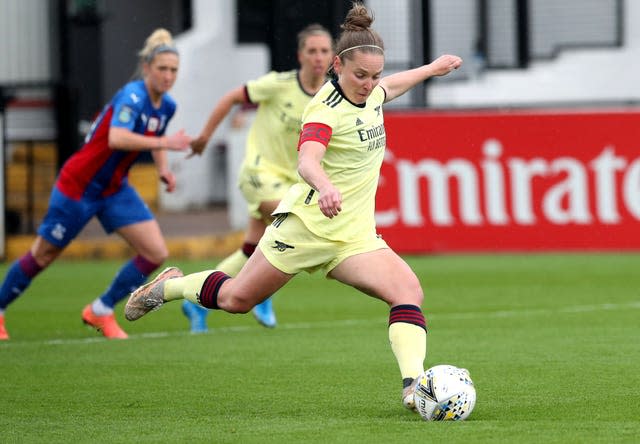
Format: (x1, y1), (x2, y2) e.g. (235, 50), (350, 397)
(414, 364), (476, 421)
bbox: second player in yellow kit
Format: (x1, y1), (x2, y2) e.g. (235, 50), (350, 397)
(182, 24), (334, 331)
(239, 70), (313, 196)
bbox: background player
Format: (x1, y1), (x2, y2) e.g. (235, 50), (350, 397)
(0, 28), (191, 340)
(182, 24), (334, 332)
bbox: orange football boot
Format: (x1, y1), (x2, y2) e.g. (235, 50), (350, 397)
(0, 315), (8, 340)
(82, 304), (128, 339)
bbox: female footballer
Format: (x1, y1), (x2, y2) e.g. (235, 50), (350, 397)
(126, 3), (461, 409)
(0, 28), (191, 340)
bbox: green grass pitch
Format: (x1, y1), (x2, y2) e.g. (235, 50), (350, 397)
(1, 254), (639, 443)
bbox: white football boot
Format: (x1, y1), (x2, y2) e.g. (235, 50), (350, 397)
(402, 377), (421, 411)
(125, 267), (184, 321)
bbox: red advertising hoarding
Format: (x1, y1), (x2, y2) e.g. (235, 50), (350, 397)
(377, 109), (640, 252)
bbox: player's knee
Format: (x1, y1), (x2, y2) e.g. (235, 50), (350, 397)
(219, 297), (252, 314)
(217, 287), (253, 314)
(32, 253), (55, 269)
(144, 247), (169, 265)
(413, 280), (425, 306)
(401, 274), (424, 306)
(31, 247), (60, 268)
(232, 293), (257, 313)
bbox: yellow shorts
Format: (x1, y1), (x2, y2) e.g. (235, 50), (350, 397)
(238, 165), (296, 219)
(259, 212), (389, 276)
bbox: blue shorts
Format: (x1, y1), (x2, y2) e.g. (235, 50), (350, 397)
(37, 183), (154, 248)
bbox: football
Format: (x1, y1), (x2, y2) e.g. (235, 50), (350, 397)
(414, 364), (476, 421)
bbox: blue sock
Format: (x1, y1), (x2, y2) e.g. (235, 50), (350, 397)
(99, 255), (159, 308)
(0, 252), (43, 310)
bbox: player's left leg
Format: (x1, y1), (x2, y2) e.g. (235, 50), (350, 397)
(84, 219), (167, 339)
(251, 201), (282, 328)
(329, 247), (426, 411)
(238, 169), (285, 327)
(83, 186), (166, 338)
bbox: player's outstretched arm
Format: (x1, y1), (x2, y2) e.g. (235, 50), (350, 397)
(190, 86), (246, 156)
(380, 54), (462, 103)
(109, 127), (191, 151)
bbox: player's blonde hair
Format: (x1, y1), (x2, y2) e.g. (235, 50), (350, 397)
(133, 28), (179, 78)
(138, 28), (177, 61)
(335, 2), (384, 61)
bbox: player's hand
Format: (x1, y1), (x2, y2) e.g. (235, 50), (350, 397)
(186, 136), (208, 159)
(429, 54), (463, 76)
(163, 129), (192, 151)
(159, 170), (177, 192)
(317, 185), (342, 219)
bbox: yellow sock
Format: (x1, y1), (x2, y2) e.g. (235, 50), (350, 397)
(388, 322), (427, 380)
(216, 249), (248, 277)
(164, 270), (216, 303)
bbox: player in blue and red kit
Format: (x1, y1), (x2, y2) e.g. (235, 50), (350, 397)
(0, 28), (191, 340)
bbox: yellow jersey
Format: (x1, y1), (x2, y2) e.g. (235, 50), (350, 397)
(244, 70), (317, 181)
(276, 80), (387, 242)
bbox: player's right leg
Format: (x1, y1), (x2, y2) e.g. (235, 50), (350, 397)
(251, 296), (276, 328)
(127, 211), (315, 321)
(125, 267), (186, 320)
(0, 187), (91, 339)
(126, 249), (292, 321)
(0, 246), (46, 340)
(0, 237), (63, 340)
(222, 243), (279, 328)
(180, 246), (247, 332)
(180, 216), (277, 330)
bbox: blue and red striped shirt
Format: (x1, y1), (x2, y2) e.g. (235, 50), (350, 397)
(56, 79), (176, 199)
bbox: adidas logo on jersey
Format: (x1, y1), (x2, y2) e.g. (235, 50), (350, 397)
(355, 117), (364, 126)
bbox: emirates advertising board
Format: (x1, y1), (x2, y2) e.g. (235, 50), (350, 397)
(376, 110), (640, 253)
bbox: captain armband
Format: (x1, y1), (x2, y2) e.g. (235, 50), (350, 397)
(298, 122), (332, 149)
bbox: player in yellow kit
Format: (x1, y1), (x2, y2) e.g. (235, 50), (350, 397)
(127, 2), (462, 411)
(182, 24), (334, 331)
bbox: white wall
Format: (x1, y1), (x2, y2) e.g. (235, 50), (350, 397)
(0, 0), (52, 83)
(160, 0), (268, 211)
(429, 0), (640, 106)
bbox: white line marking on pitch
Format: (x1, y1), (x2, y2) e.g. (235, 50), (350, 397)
(2, 301), (638, 348)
